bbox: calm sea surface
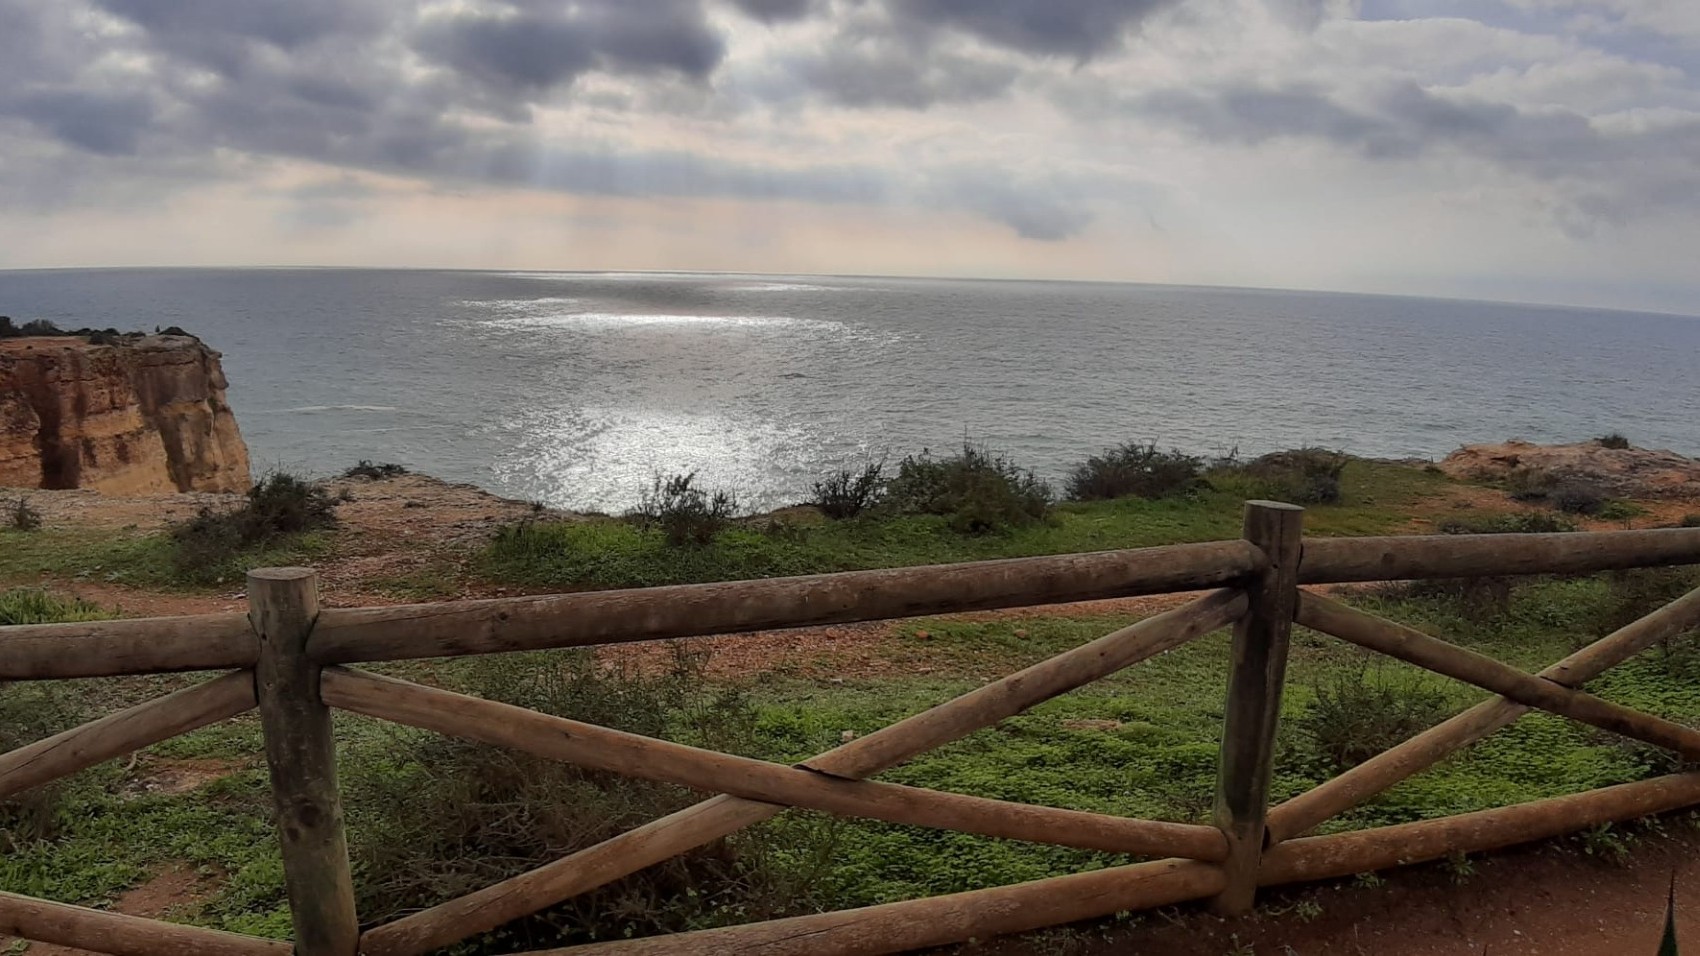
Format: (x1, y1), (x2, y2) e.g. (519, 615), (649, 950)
(2, 268), (1696, 512)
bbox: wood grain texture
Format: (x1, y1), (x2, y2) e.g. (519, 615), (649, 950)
(309, 540), (1262, 664)
(1298, 591), (1700, 757)
(356, 589), (1245, 956)
(1300, 527), (1700, 584)
(0, 612), (254, 680)
(0, 670), (254, 799)
(0, 891), (290, 956)
(1212, 501), (1304, 914)
(1268, 582), (1700, 843)
(251, 568), (357, 956)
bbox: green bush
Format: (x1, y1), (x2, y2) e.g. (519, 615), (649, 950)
(0, 588), (111, 626)
(810, 463), (884, 519)
(1295, 665), (1453, 773)
(1596, 433), (1631, 450)
(884, 443), (1052, 534)
(630, 472), (739, 547)
(341, 460), (408, 480)
(343, 648), (835, 950)
(7, 497), (41, 531)
(1064, 443), (1203, 501)
(1217, 448), (1350, 505)
(1682, 514), (1700, 529)
(168, 471), (339, 582)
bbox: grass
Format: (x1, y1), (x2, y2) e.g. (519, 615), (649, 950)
(481, 459), (1452, 589)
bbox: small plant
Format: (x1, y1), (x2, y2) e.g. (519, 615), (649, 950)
(1578, 823), (1633, 863)
(1680, 514), (1700, 528)
(6, 497), (41, 531)
(810, 462), (884, 519)
(1064, 443), (1203, 501)
(1504, 467), (1557, 503)
(1443, 850), (1476, 885)
(1296, 664), (1452, 772)
(341, 460), (408, 480)
(167, 470), (340, 581)
(1596, 433), (1631, 450)
(1220, 448), (1350, 505)
(884, 443), (1053, 534)
(1436, 511), (1578, 535)
(1292, 899), (1323, 922)
(1550, 479), (1609, 515)
(0, 589), (111, 626)
(1597, 499), (1647, 522)
(1352, 871), (1386, 889)
(630, 472), (738, 546)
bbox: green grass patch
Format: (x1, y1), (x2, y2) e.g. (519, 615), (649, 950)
(481, 459), (1453, 589)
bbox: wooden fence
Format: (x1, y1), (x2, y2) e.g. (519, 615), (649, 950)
(5, 502), (1700, 955)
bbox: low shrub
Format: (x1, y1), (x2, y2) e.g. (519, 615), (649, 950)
(1064, 443), (1203, 501)
(1549, 480), (1609, 516)
(810, 463), (884, 519)
(1682, 514), (1700, 529)
(1295, 664), (1453, 773)
(1504, 467), (1557, 503)
(630, 472), (739, 547)
(1218, 448), (1350, 505)
(1436, 512), (1578, 535)
(7, 497), (41, 531)
(343, 648), (836, 950)
(341, 460), (408, 480)
(1593, 567), (1700, 639)
(1596, 433), (1631, 450)
(168, 471), (339, 581)
(1595, 499), (1646, 522)
(884, 443), (1052, 534)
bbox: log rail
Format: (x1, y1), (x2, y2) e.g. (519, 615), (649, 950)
(2, 516), (1699, 955)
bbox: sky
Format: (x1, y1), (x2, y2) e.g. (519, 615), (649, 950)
(1, 0), (1698, 314)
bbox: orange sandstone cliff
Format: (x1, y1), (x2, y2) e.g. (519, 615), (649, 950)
(0, 334), (251, 494)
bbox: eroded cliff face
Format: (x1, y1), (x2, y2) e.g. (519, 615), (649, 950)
(0, 334), (251, 494)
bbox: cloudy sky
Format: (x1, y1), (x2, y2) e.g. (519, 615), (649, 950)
(2, 0), (1697, 313)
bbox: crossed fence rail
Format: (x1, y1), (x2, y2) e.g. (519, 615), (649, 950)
(4, 501), (1700, 955)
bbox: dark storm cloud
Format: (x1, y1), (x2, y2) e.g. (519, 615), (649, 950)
(889, 0), (1180, 59)
(728, 0), (818, 23)
(414, 1), (725, 94)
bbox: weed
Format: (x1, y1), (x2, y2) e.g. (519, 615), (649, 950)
(0, 589), (110, 625)
(6, 498), (41, 532)
(1352, 872), (1386, 889)
(884, 443), (1053, 534)
(1293, 899), (1323, 922)
(1504, 467), (1557, 503)
(1444, 851), (1475, 885)
(1295, 664), (1453, 773)
(168, 471), (339, 582)
(1596, 499), (1646, 522)
(1596, 433), (1631, 450)
(630, 472), (739, 547)
(1682, 514), (1700, 529)
(341, 460), (408, 480)
(1064, 443), (1203, 502)
(810, 462), (884, 519)
(1578, 823), (1633, 863)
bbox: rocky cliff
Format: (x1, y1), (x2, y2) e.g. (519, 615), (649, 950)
(0, 334), (251, 494)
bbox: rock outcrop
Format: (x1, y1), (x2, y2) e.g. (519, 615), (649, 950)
(0, 334), (251, 494)
(1439, 440), (1700, 499)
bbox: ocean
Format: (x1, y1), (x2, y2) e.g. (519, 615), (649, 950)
(2, 268), (1696, 512)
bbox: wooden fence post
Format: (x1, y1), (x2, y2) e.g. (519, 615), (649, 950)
(251, 568), (359, 955)
(1212, 501), (1304, 914)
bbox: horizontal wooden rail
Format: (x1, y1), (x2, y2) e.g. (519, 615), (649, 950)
(0, 612), (254, 680)
(1299, 527), (1700, 583)
(322, 668), (1226, 859)
(357, 589), (1245, 956)
(0, 671), (256, 799)
(551, 770), (1700, 955)
(1298, 592), (1700, 758)
(309, 541), (1263, 665)
(1268, 582), (1700, 843)
(0, 890), (290, 956)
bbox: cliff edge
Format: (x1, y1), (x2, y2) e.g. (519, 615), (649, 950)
(0, 334), (251, 494)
